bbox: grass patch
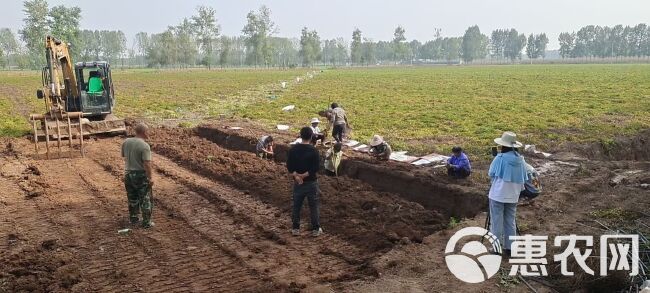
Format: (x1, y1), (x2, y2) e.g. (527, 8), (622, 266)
(589, 208), (638, 221)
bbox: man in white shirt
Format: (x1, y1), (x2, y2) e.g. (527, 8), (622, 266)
(309, 118), (325, 145)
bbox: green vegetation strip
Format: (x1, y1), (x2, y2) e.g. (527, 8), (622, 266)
(240, 65), (650, 155)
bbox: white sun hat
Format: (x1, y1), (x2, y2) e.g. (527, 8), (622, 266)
(369, 135), (384, 147)
(494, 131), (523, 148)
(310, 118), (320, 124)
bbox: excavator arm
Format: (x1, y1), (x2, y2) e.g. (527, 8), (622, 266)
(41, 35), (79, 115)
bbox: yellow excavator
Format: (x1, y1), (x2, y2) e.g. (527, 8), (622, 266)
(30, 35), (126, 158)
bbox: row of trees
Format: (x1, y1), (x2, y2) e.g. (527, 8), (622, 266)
(558, 24), (650, 59)
(1, 0), (649, 69)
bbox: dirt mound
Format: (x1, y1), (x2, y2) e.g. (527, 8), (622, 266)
(196, 124), (487, 219)
(0, 242), (89, 292)
(150, 127), (446, 254)
(575, 129), (650, 161)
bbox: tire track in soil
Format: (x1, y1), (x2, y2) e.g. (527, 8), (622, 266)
(69, 152), (278, 292)
(90, 139), (371, 288)
(5, 142), (276, 292)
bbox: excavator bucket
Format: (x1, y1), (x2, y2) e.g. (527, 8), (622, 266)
(30, 113), (127, 159)
(30, 112), (85, 159)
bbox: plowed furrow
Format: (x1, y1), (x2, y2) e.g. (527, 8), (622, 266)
(71, 157), (273, 292)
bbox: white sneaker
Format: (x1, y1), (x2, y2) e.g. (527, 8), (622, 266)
(291, 229), (300, 236)
(311, 228), (323, 237)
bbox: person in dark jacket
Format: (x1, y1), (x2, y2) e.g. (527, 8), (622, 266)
(446, 146), (472, 178)
(287, 127), (322, 237)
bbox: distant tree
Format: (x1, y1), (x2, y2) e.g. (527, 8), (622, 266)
(503, 29), (526, 61)
(392, 26), (407, 63)
(0, 28), (19, 68)
(461, 25), (487, 63)
(133, 32), (149, 66)
(535, 33), (549, 58)
(631, 23), (649, 57)
(558, 32), (575, 58)
(574, 25), (596, 58)
(375, 41), (394, 62)
(191, 6), (220, 69)
(351, 28), (362, 65)
(48, 5), (81, 57)
(242, 5), (277, 67)
(360, 38), (376, 65)
(299, 27), (321, 67)
(322, 38), (348, 66)
(174, 18), (197, 67)
(99, 30), (126, 65)
(78, 29), (96, 60)
(526, 34), (536, 60)
(20, 0), (49, 68)
(409, 40), (421, 62)
(442, 37), (462, 63)
(490, 29), (508, 60)
(219, 36), (231, 68)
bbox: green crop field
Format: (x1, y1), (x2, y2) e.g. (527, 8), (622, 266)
(2, 65), (649, 157)
(241, 64), (650, 155)
(0, 68), (306, 135)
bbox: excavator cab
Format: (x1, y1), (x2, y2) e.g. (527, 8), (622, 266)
(74, 61), (115, 116)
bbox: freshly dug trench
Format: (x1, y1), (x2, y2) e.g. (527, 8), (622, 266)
(196, 124), (293, 162)
(573, 129), (650, 161)
(196, 124), (486, 219)
(340, 160), (485, 219)
(150, 128), (446, 254)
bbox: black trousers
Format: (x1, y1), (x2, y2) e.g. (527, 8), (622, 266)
(311, 133), (325, 145)
(292, 181), (320, 230)
(448, 168), (471, 179)
(332, 124), (345, 142)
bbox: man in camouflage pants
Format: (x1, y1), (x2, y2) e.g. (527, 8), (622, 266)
(122, 123), (155, 228)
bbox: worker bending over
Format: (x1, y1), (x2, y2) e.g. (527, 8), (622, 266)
(324, 142), (344, 176)
(369, 135), (392, 161)
(121, 123), (155, 228)
(256, 135), (274, 159)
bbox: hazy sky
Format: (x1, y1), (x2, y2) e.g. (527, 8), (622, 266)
(1, 0), (648, 49)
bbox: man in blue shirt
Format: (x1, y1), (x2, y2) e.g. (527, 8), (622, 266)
(446, 146), (471, 179)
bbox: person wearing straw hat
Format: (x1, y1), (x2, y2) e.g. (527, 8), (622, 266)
(488, 131), (528, 256)
(309, 118), (325, 145)
(368, 135), (392, 161)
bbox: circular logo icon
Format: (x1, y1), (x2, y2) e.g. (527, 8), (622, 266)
(445, 227), (502, 283)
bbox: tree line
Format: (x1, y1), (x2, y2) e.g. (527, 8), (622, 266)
(558, 24), (650, 59)
(1, 0), (649, 69)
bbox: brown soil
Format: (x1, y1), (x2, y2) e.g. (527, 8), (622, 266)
(2, 121), (648, 292)
(150, 127), (448, 253)
(575, 129), (650, 161)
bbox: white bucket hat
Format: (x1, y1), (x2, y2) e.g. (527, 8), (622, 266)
(310, 118), (320, 124)
(369, 135), (384, 147)
(494, 131), (523, 148)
